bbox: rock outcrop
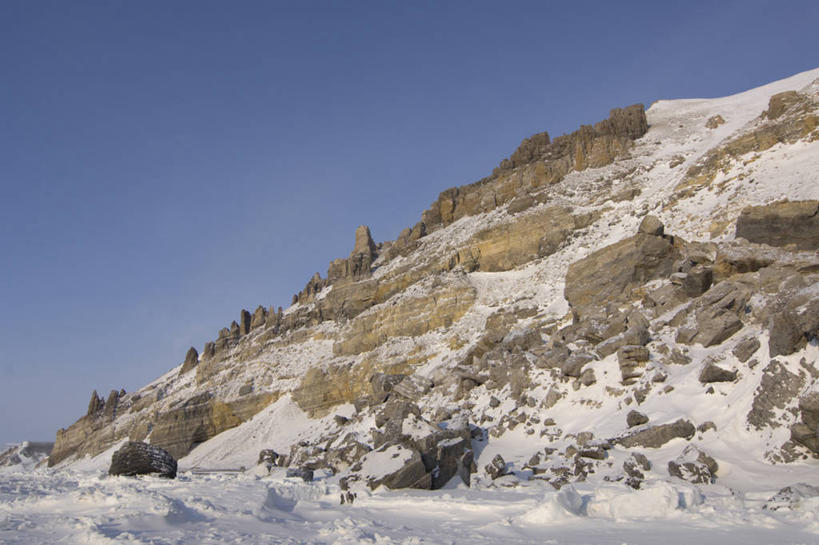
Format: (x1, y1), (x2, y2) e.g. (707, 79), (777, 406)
(565, 220), (680, 319)
(736, 200), (819, 250)
(181, 347), (199, 373)
(46, 74), (819, 490)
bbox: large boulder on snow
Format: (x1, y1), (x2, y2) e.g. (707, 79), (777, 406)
(764, 483), (819, 511)
(617, 419), (695, 449)
(360, 444), (431, 490)
(699, 361), (737, 383)
(667, 445), (718, 484)
(109, 441), (177, 478)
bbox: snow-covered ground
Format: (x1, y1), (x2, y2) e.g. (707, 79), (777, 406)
(3, 466), (819, 545)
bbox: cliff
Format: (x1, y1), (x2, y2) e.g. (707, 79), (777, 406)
(48, 69), (819, 496)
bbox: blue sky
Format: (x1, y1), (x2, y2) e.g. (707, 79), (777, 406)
(1, 0), (817, 446)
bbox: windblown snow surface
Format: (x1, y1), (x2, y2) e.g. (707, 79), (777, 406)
(4, 68), (819, 544)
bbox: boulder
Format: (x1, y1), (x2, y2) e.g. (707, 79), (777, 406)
(109, 441), (177, 479)
(561, 352), (595, 378)
(485, 454), (509, 480)
(623, 452), (651, 488)
(764, 483), (819, 511)
(392, 375), (434, 402)
(699, 362), (737, 383)
(617, 419), (695, 449)
(705, 114), (725, 128)
(286, 468), (314, 482)
(694, 312), (743, 347)
(668, 445), (718, 484)
(258, 449), (280, 467)
(790, 423), (819, 453)
(416, 432), (474, 488)
(676, 281), (750, 348)
(626, 410), (649, 428)
(768, 311), (804, 357)
(362, 445), (431, 490)
(638, 215), (664, 236)
(682, 265), (713, 297)
(618, 345), (650, 384)
(791, 393), (819, 454)
(370, 373), (407, 404)
(732, 337), (760, 363)
(735, 200), (819, 251)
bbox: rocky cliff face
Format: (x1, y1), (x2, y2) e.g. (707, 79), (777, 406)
(49, 69), (819, 494)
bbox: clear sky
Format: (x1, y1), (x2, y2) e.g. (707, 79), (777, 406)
(1, 0), (817, 446)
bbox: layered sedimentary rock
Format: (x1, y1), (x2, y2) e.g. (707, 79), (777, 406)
(564, 219), (681, 319)
(736, 200), (819, 250)
(49, 73), (819, 484)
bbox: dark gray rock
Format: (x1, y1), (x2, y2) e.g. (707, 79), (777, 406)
(627, 410), (649, 428)
(618, 419), (695, 449)
(747, 360), (805, 430)
(109, 442), (177, 479)
(250, 305), (267, 330)
(375, 399), (420, 429)
(181, 347), (199, 374)
(258, 449), (280, 467)
(764, 483), (819, 510)
(392, 375), (433, 402)
(799, 393), (819, 430)
(103, 390), (120, 418)
(418, 434), (473, 488)
(366, 446), (431, 490)
(87, 390), (104, 416)
(370, 373), (407, 403)
(694, 312), (743, 347)
(682, 265), (713, 297)
(485, 453), (508, 480)
(699, 362), (737, 383)
(732, 337), (760, 363)
(623, 452), (651, 488)
(561, 352), (595, 378)
(668, 445), (718, 484)
(768, 311), (804, 357)
(286, 468), (314, 482)
(697, 421), (717, 434)
(790, 423), (819, 453)
(239, 309), (252, 335)
(618, 345), (650, 384)
(578, 446), (606, 460)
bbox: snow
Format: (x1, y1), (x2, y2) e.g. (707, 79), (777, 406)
(3, 470), (819, 544)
